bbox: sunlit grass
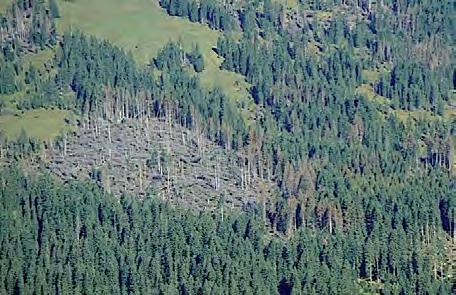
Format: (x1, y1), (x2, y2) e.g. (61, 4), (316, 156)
(0, 0), (13, 14)
(56, 0), (249, 102)
(0, 109), (74, 140)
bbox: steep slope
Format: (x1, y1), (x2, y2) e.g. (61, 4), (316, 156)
(56, 0), (251, 104)
(46, 118), (275, 211)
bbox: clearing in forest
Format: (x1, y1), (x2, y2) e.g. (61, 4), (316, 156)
(0, 48), (71, 140)
(0, 109), (74, 141)
(0, 0), (13, 13)
(56, 0), (250, 102)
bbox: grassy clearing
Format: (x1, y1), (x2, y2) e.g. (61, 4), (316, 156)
(19, 48), (57, 86)
(0, 109), (74, 141)
(0, 47), (73, 141)
(357, 68), (448, 124)
(22, 48), (55, 70)
(362, 66), (391, 83)
(0, 91), (25, 109)
(356, 84), (391, 106)
(362, 69), (381, 84)
(56, 0), (249, 102)
(0, 48), (56, 110)
(274, 0), (299, 9)
(0, 0), (13, 14)
(358, 68), (395, 108)
(391, 109), (437, 122)
(444, 107), (455, 121)
(315, 11), (332, 21)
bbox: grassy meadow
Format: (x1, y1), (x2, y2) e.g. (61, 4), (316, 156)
(0, 0), (253, 140)
(0, 109), (74, 141)
(0, 0), (13, 13)
(56, 0), (250, 102)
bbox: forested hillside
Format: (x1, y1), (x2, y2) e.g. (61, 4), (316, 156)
(0, 0), (454, 294)
(0, 168), (453, 294)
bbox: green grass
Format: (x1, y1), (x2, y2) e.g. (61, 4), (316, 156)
(362, 66), (391, 84)
(444, 107), (455, 121)
(0, 91), (24, 109)
(356, 68), (444, 124)
(392, 109), (433, 122)
(1, 0), (253, 142)
(56, 0), (249, 102)
(274, 0), (299, 9)
(315, 11), (333, 21)
(0, 0), (13, 14)
(362, 69), (381, 84)
(18, 48), (58, 89)
(0, 109), (74, 141)
(356, 84), (391, 106)
(22, 48), (55, 70)
(0, 48), (57, 110)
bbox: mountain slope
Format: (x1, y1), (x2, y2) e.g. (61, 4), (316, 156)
(0, 0), (454, 293)
(46, 117), (274, 211)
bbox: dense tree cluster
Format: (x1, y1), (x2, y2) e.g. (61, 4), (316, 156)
(0, 0), (57, 95)
(0, 0), (57, 51)
(159, 0), (237, 31)
(154, 41), (205, 73)
(375, 60), (448, 114)
(55, 32), (246, 148)
(211, 0), (454, 238)
(0, 0), (454, 293)
(187, 44), (205, 73)
(0, 168), (453, 294)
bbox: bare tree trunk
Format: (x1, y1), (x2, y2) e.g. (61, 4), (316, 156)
(63, 133), (67, 157)
(139, 164), (143, 192)
(329, 210), (333, 234)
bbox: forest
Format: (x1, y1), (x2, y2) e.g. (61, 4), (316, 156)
(0, 0), (454, 294)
